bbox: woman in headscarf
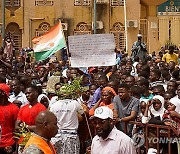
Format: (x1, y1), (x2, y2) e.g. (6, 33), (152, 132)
(37, 93), (50, 108)
(143, 95), (165, 124)
(89, 86), (117, 117)
(163, 97), (180, 134)
(150, 95), (165, 120)
(144, 95), (166, 154)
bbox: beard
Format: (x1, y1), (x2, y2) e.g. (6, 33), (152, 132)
(97, 125), (112, 139)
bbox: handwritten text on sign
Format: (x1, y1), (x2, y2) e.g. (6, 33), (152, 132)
(68, 34), (116, 67)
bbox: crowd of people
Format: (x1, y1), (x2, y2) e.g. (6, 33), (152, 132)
(0, 33), (180, 154)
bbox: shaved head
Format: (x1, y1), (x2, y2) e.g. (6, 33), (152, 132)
(35, 110), (56, 124)
(35, 110), (58, 140)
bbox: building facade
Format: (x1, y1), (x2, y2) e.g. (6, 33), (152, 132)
(0, 0), (179, 55)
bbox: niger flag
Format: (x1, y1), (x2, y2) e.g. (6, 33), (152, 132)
(32, 22), (66, 61)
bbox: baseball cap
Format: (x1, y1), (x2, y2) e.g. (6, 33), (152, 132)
(0, 83), (10, 97)
(93, 106), (113, 120)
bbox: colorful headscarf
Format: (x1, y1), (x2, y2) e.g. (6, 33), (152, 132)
(102, 86), (117, 96)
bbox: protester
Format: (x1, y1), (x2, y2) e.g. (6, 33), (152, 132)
(15, 85), (46, 132)
(23, 111), (58, 154)
(90, 106), (136, 154)
(50, 94), (84, 154)
(0, 83), (19, 154)
(162, 46), (178, 64)
(131, 34), (147, 62)
(113, 83), (139, 136)
(9, 79), (28, 107)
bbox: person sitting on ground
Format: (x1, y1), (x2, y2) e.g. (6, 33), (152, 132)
(22, 111), (58, 154)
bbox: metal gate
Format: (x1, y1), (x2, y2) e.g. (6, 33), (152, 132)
(158, 17), (180, 49)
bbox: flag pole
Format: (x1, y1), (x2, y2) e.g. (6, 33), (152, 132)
(124, 0), (128, 53)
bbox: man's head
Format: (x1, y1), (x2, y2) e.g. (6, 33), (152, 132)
(0, 66), (7, 76)
(118, 83), (130, 100)
(149, 69), (161, 82)
(167, 80), (177, 95)
(10, 79), (21, 95)
(25, 85), (39, 104)
(137, 34), (142, 42)
(125, 75), (135, 87)
(35, 111), (58, 140)
(92, 106), (113, 139)
(169, 46), (174, 54)
(152, 85), (165, 96)
(107, 80), (119, 94)
(168, 61), (176, 71)
(98, 75), (108, 89)
(137, 78), (149, 94)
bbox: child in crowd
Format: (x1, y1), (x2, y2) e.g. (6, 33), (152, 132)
(163, 97), (180, 135)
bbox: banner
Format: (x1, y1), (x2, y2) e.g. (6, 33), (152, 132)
(68, 34), (116, 67)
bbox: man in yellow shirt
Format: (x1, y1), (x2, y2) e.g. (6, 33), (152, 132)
(162, 46), (178, 64)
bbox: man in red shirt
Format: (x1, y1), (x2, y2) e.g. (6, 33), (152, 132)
(0, 83), (19, 154)
(15, 85), (46, 132)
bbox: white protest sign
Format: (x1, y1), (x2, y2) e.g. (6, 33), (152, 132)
(68, 34), (116, 67)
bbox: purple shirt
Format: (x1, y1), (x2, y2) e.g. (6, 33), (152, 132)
(90, 87), (101, 108)
(91, 127), (136, 154)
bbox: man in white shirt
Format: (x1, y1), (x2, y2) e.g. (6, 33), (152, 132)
(50, 98), (84, 154)
(9, 79), (28, 107)
(90, 106), (136, 154)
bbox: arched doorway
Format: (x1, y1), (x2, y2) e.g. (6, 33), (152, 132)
(6, 22), (22, 51)
(110, 22), (125, 50)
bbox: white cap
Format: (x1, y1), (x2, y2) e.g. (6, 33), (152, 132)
(94, 106), (113, 119)
(137, 34), (142, 37)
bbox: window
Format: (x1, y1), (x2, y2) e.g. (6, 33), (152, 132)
(111, 0), (124, 6)
(35, 0), (54, 6)
(35, 22), (51, 37)
(13, 34), (22, 51)
(110, 22), (125, 50)
(5, 0), (21, 7)
(14, 0), (21, 6)
(74, 0), (90, 6)
(74, 22), (92, 35)
(140, 19), (147, 45)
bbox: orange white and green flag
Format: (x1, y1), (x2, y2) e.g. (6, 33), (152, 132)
(32, 22), (66, 61)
